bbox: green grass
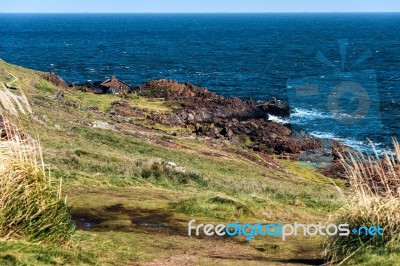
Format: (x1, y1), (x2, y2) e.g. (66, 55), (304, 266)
(0, 240), (95, 266)
(0, 60), (57, 93)
(35, 83), (55, 93)
(172, 194), (254, 220)
(238, 135), (255, 148)
(139, 161), (208, 188)
(64, 89), (174, 113)
(36, 121), (341, 215)
(27, 88), (344, 224)
(344, 251), (400, 266)
(64, 91), (121, 112)
(131, 96), (176, 112)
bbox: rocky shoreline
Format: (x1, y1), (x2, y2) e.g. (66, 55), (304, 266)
(60, 76), (350, 178)
(139, 80), (347, 157)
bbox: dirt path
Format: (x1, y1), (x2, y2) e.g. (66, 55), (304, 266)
(68, 188), (325, 266)
(0, 70), (19, 90)
(5, 71), (19, 88)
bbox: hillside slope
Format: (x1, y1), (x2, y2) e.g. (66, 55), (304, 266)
(0, 60), (348, 266)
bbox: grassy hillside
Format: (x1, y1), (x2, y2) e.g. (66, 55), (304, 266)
(1, 60), (391, 265)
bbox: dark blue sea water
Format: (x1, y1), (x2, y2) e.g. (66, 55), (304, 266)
(1, 13), (400, 152)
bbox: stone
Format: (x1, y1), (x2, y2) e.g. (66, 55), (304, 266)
(187, 113), (195, 121)
(92, 120), (113, 130)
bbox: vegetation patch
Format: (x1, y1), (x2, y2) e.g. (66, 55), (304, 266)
(0, 240), (95, 266)
(35, 83), (54, 93)
(325, 140), (400, 265)
(172, 194), (254, 220)
(238, 135), (255, 148)
(0, 121), (74, 244)
(139, 160), (208, 188)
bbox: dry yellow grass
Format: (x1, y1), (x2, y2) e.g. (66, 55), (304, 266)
(0, 87), (74, 244)
(325, 139), (400, 264)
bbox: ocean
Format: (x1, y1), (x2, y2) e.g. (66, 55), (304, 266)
(1, 13), (399, 152)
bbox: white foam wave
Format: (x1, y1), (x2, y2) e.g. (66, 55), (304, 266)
(309, 131), (383, 153)
(268, 115), (289, 124)
(291, 108), (331, 119)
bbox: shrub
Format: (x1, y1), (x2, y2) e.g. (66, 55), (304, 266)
(238, 135), (254, 147)
(140, 161), (207, 187)
(324, 139), (400, 264)
(0, 117), (74, 244)
(325, 198), (400, 264)
(173, 194), (253, 219)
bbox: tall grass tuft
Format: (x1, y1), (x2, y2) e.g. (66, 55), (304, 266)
(0, 87), (74, 244)
(324, 139), (400, 264)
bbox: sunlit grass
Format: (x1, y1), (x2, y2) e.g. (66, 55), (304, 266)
(64, 89), (174, 113)
(0, 115), (74, 245)
(0, 59), (351, 264)
(325, 139), (400, 265)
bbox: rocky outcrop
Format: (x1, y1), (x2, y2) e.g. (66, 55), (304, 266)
(256, 101), (290, 117)
(109, 101), (144, 118)
(139, 79), (348, 157)
(74, 78), (348, 165)
(140, 79), (289, 123)
(140, 80), (204, 98)
(46, 72), (68, 91)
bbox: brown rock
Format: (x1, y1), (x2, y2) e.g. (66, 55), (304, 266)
(46, 72), (68, 91)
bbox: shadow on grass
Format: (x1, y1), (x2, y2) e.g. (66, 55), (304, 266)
(72, 203), (325, 266)
(72, 203), (188, 235)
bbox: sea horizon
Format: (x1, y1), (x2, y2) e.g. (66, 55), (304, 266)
(1, 12), (400, 14)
